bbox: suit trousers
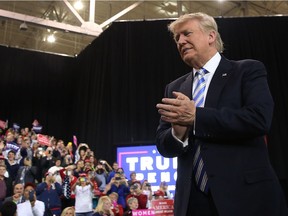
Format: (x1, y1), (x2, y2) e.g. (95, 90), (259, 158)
(186, 178), (219, 216)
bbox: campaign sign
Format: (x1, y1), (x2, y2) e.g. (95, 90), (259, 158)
(117, 145), (177, 194)
(151, 199), (174, 216)
(132, 209), (155, 216)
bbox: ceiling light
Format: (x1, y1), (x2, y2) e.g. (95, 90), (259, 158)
(47, 34), (56, 43)
(74, 0), (83, 10)
(19, 22), (28, 31)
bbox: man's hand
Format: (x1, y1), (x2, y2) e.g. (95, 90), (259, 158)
(156, 91), (196, 125)
(156, 91), (196, 139)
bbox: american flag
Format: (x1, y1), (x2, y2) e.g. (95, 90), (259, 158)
(0, 119), (7, 129)
(37, 134), (50, 146)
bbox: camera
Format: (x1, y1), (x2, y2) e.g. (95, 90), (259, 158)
(131, 184), (138, 190)
(80, 177), (86, 182)
(146, 183), (151, 187)
(115, 177), (121, 180)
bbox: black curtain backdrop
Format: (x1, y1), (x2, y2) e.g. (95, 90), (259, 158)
(0, 16), (287, 200)
(0, 46), (77, 141)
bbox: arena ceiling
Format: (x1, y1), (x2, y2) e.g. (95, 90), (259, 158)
(0, 1), (287, 56)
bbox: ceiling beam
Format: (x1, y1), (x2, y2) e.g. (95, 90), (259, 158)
(0, 9), (102, 37)
(62, 0), (85, 24)
(100, 1), (144, 28)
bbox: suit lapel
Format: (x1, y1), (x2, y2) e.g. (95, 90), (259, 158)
(205, 57), (233, 107)
(179, 72), (193, 99)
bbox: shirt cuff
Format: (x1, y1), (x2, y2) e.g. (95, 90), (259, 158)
(171, 128), (189, 147)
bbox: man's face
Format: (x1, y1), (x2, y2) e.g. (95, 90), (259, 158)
(0, 166), (6, 176)
(174, 19), (213, 67)
(14, 184), (24, 195)
(8, 152), (15, 160)
(113, 163), (118, 171)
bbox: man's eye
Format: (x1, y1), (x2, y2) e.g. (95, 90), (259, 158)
(184, 31), (192, 36)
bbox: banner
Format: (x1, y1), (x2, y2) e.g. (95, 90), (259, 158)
(37, 134), (50, 146)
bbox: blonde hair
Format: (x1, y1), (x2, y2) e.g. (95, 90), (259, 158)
(60, 207), (75, 216)
(127, 197), (138, 207)
(94, 196), (114, 215)
(168, 12), (224, 52)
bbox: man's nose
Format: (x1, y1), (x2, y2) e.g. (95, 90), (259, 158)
(177, 34), (186, 44)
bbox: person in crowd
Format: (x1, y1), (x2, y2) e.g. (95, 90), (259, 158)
(62, 154), (74, 167)
(3, 183), (25, 204)
(84, 159), (93, 173)
(0, 200), (17, 216)
(93, 195), (114, 216)
(19, 136), (33, 163)
(155, 12), (288, 216)
(88, 155), (97, 171)
(0, 164), (13, 207)
(123, 197), (138, 216)
(127, 172), (140, 187)
(141, 180), (153, 208)
(72, 173), (94, 216)
(152, 190), (165, 200)
(0, 156), (9, 179)
(17, 182), (45, 216)
(65, 142), (76, 163)
(75, 143), (89, 163)
(48, 157), (63, 185)
(59, 164), (77, 210)
(125, 182), (147, 210)
(109, 192), (124, 216)
(36, 172), (62, 216)
(54, 140), (66, 159)
(40, 147), (54, 180)
(3, 131), (20, 160)
(73, 159), (85, 178)
(103, 172), (130, 209)
(60, 206), (75, 216)
(4, 150), (20, 183)
(32, 147), (44, 183)
(95, 163), (108, 192)
(98, 159), (112, 173)
(87, 170), (102, 209)
(15, 157), (37, 185)
(107, 162), (119, 183)
(158, 181), (172, 199)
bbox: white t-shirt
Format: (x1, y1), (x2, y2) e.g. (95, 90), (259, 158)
(17, 200), (45, 216)
(75, 184), (93, 213)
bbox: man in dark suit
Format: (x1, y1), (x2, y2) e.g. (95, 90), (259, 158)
(156, 12), (288, 216)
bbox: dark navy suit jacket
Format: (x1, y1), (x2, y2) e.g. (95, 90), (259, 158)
(156, 56), (288, 216)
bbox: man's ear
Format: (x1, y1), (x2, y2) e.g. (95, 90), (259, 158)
(208, 30), (217, 44)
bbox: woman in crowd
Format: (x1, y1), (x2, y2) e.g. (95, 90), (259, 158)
(123, 197), (138, 216)
(93, 196), (114, 216)
(60, 206), (75, 216)
(72, 173), (94, 216)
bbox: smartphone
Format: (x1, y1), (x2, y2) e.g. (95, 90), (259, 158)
(29, 190), (34, 202)
(115, 177), (121, 180)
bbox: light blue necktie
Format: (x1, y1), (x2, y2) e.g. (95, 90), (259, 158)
(193, 68), (209, 193)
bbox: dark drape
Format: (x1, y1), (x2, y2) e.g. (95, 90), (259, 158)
(0, 46), (76, 141)
(0, 17), (287, 199)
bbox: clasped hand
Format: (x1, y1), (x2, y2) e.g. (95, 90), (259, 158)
(156, 91), (196, 140)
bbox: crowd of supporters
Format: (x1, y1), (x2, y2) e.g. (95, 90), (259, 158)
(0, 125), (172, 216)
